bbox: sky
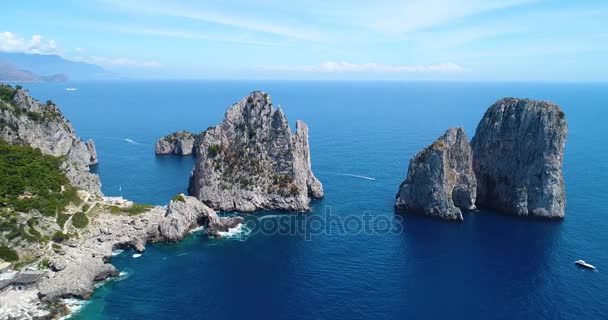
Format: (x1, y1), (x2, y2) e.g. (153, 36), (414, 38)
(1, 0), (607, 81)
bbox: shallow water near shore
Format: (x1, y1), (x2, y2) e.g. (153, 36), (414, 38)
(21, 81), (608, 319)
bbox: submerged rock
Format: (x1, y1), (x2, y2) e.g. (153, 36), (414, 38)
(188, 91), (324, 212)
(155, 130), (198, 155)
(0, 86), (101, 194)
(471, 98), (568, 218)
(395, 127), (477, 221)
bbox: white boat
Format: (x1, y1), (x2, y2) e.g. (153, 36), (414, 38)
(65, 88), (77, 91)
(132, 253), (142, 258)
(575, 260), (595, 269)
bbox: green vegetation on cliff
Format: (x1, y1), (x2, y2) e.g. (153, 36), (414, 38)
(0, 140), (80, 216)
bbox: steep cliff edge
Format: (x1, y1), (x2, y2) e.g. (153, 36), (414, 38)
(188, 91), (323, 212)
(0, 85), (101, 194)
(471, 98), (568, 218)
(395, 128), (477, 221)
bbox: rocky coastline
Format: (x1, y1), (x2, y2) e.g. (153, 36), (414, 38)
(0, 86), (101, 195)
(0, 193), (244, 319)
(0, 85), (246, 319)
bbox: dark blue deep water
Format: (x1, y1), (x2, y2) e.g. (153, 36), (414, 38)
(22, 81), (608, 319)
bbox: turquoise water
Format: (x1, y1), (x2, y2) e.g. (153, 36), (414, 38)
(22, 81), (608, 319)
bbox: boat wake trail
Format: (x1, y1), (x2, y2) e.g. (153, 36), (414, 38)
(339, 173), (376, 181)
(124, 138), (142, 145)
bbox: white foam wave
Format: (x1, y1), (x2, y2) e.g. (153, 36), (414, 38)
(218, 223), (251, 241)
(117, 271), (130, 280)
(59, 298), (89, 319)
(124, 138), (141, 145)
(189, 226), (205, 233)
(340, 173), (376, 181)
(111, 249), (124, 256)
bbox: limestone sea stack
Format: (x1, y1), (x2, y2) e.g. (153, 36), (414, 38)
(395, 127), (477, 221)
(471, 98), (568, 218)
(188, 91), (324, 212)
(0, 85), (101, 194)
(155, 130), (199, 155)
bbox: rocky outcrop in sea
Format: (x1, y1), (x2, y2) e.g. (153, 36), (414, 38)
(188, 91), (324, 212)
(395, 98), (568, 221)
(471, 98), (568, 218)
(155, 130), (199, 155)
(395, 128), (477, 221)
(0, 86), (101, 194)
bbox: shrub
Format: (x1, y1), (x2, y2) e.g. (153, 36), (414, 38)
(56, 213), (70, 228)
(51, 231), (70, 243)
(0, 85), (14, 102)
(124, 204), (153, 216)
(82, 204), (90, 212)
(71, 211), (88, 229)
(26, 111), (42, 122)
(289, 186), (299, 196)
(107, 204), (153, 216)
(208, 144), (221, 157)
(0, 245), (18, 262)
(172, 194), (185, 202)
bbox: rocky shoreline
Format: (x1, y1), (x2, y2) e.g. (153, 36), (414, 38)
(0, 86), (101, 195)
(1, 194), (243, 319)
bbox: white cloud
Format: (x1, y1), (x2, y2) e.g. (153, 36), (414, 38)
(0, 31), (59, 54)
(100, 0), (324, 41)
(1, 31), (160, 69)
(263, 61), (466, 73)
(341, 0), (536, 34)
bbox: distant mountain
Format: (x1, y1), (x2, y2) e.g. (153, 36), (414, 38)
(0, 60), (40, 81)
(0, 52), (112, 80)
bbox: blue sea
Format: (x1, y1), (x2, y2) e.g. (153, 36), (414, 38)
(22, 81), (608, 319)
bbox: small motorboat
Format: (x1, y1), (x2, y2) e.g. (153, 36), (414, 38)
(132, 253), (142, 258)
(65, 88), (77, 91)
(575, 260), (596, 269)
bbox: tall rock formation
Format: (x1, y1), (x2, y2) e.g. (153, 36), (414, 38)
(395, 127), (477, 221)
(471, 98), (568, 218)
(0, 85), (101, 194)
(155, 130), (198, 155)
(188, 91), (324, 212)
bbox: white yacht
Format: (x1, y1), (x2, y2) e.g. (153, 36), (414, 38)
(575, 260), (596, 269)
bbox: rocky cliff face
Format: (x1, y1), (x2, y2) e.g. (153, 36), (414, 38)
(155, 130), (199, 155)
(395, 128), (477, 221)
(0, 85), (101, 194)
(471, 98), (568, 218)
(188, 91), (324, 212)
(38, 194), (243, 301)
